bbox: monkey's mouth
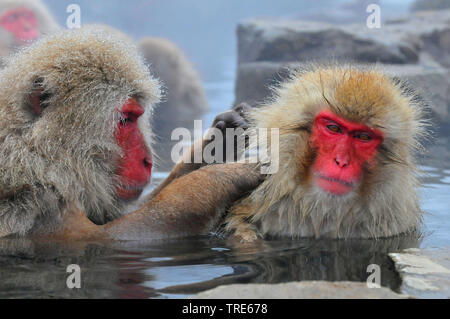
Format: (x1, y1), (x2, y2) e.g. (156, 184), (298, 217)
(314, 173), (355, 195)
(16, 30), (40, 43)
(116, 183), (148, 200)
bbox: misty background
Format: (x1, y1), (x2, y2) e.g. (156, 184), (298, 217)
(42, 0), (414, 83)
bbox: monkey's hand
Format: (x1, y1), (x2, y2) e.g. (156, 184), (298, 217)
(233, 227), (260, 243)
(105, 162), (264, 240)
(225, 202), (262, 244)
(208, 102), (252, 163)
(211, 102), (251, 137)
(146, 103), (252, 200)
(182, 102), (252, 168)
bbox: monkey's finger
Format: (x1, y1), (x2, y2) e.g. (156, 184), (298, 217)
(230, 116), (249, 130)
(212, 110), (232, 127)
(214, 120), (226, 130)
(212, 110), (248, 130)
(233, 102), (252, 116)
(223, 111), (249, 129)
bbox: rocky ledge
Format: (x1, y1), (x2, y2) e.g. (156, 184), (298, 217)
(390, 247), (450, 298)
(193, 281), (408, 299)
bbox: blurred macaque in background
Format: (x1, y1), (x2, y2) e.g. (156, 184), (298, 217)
(138, 37), (209, 171)
(0, 0), (59, 61)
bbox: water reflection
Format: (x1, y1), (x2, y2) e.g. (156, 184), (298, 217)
(0, 234), (420, 298)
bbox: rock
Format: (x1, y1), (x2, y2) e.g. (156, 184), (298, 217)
(234, 62), (294, 106)
(237, 19), (419, 65)
(237, 10), (450, 67)
(234, 62), (450, 126)
(411, 0), (450, 12)
(382, 63), (450, 123)
(385, 10), (450, 68)
(193, 281), (409, 299)
(389, 248), (450, 298)
(420, 28), (450, 69)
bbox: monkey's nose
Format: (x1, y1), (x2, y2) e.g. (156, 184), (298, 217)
(335, 158), (348, 168)
(143, 157), (152, 169)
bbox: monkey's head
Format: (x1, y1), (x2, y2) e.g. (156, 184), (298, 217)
(244, 65), (427, 237)
(0, 0), (58, 50)
(0, 25), (160, 224)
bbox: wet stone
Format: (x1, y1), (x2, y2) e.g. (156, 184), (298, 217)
(389, 248), (450, 299)
(192, 281), (409, 299)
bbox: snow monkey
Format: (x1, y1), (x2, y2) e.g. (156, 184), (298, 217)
(226, 65), (428, 242)
(138, 37), (209, 171)
(0, 0), (58, 59)
(0, 26), (263, 240)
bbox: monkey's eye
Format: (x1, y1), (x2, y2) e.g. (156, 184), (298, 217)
(326, 124), (341, 133)
(119, 117), (132, 126)
(6, 14), (18, 23)
(119, 113), (136, 126)
(354, 132), (372, 141)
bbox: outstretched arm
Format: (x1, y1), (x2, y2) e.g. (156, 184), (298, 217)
(104, 162), (262, 240)
(32, 162), (262, 241)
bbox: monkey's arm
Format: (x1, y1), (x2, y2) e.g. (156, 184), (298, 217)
(144, 137), (206, 200)
(146, 103), (252, 200)
(104, 162), (263, 240)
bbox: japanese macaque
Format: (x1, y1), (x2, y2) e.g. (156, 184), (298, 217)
(138, 37), (209, 170)
(0, 26), (262, 240)
(0, 0), (58, 59)
(226, 65), (427, 241)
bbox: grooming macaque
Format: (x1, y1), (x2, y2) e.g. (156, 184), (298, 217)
(0, 26), (262, 240)
(226, 66), (427, 241)
(138, 37), (209, 170)
(0, 0), (58, 59)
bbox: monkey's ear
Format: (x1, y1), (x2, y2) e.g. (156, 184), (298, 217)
(29, 78), (51, 116)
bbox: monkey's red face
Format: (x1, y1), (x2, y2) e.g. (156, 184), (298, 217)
(114, 99), (152, 200)
(310, 110), (383, 195)
(0, 8), (40, 43)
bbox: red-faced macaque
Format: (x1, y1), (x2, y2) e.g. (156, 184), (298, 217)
(0, 0), (58, 59)
(226, 65), (427, 242)
(0, 26), (263, 241)
(138, 37), (209, 171)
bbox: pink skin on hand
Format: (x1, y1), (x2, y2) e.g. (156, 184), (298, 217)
(310, 110), (384, 195)
(0, 7), (40, 42)
(114, 99), (153, 200)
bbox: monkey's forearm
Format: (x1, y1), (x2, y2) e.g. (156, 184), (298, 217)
(105, 163), (262, 240)
(145, 137), (207, 200)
